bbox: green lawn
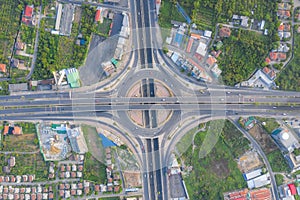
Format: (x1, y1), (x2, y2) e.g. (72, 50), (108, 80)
(276, 33), (300, 91)
(255, 117), (280, 134)
(275, 174), (284, 186)
(81, 124), (105, 162)
(181, 120), (250, 199)
(83, 152), (107, 184)
(158, 0), (186, 29)
(15, 122), (37, 134)
(95, 18), (111, 37)
(267, 150), (289, 172)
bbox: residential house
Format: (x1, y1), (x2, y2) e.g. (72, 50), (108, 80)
(22, 5), (34, 25)
(0, 64), (6, 73)
(262, 67), (276, 80)
(3, 125), (23, 136)
(206, 55), (217, 67)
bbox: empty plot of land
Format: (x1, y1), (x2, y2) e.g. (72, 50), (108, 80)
(81, 124), (105, 163)
(123, 171), (142, 188)
(237, 150), (263, 173)
(248, 124), (277, 154)
(1, 134), (38, 152)
(169, 174), (185, 198)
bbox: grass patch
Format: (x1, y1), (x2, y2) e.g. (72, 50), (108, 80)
(83, 152), (106, 183)
(158, 0), (186, 28)
(275, 174), (284, 186)
(267, 150), (289, 172)
(181, 120), (250, 199)
(176, 126), (197, 155)
(256, 117), (280, 134)
(276, 33), (300, 91)
(81, 124), (105, 162)
(1, 134), (39, 152)
(15, 122), (37, 134)
(99, 197), (120, 200)
(95, 18), (112, 37)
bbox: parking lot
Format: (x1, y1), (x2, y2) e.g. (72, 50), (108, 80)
(169, 174), (186, 198)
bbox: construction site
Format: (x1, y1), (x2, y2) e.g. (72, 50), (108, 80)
(37, 123), (72, 161)
(237, 150), (264, 173)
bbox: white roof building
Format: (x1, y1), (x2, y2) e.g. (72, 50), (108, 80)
(204, 30), (212, 38)
(247, 173), (271, 189)
(196, 42), (207, 56)
(243, 168), (262, 181)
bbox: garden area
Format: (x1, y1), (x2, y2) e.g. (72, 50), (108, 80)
(276, 33), (300, 91)
(181, 120), (250, 199)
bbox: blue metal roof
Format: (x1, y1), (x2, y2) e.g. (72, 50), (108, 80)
(98, 133), (117, 148)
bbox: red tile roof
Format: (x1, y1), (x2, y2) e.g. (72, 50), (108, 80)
(186, 38), (194, 53)
(278, 52), (286, 60)
(278, 24), (284, 31)
(288, 184), (297, 195)
(190, 33), (201, 40)
(269, 52), (278, 61)
(95, 9), (101, 22)
(0, 64), (6, 73)
(24, 5), (33, 17)
(3, 126), (9, 135)
(13, 126), (22, 135)
(265, 57), (271, 64)
(206, 56), (217, 66)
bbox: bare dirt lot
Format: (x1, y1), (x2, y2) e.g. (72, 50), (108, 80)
(2, 134), (38, 152)
(237, 150), (264, 173)
(123, 171), (142, 188)
(211, 158), (230, 178)
(248, 124), (277, 154)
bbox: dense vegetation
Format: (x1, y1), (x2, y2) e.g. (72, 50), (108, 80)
(0, 0), (22, 64)
(218, 29), (272, 85)
(182, 120), (250, 199)
(276, 34), (300, 91)
(33, 5), (95, 79)
(267, 150), (289, 172)
(177, 0), (280, 31)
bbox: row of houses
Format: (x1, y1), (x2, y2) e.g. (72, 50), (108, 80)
(0, 185), (54, 200)
(224, 187), (271, 200)
(0, 175), (35, 183)
(57, 163), (84, 179)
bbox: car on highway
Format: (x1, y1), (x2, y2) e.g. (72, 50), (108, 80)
(162, 99), (165, 101)
(273, 106), (277, 109)
(283, 113), (287, 116)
